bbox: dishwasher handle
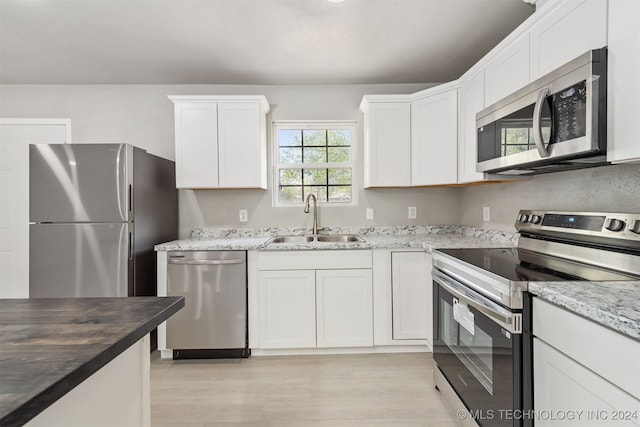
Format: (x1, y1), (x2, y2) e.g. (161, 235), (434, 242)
(168, 258), (244, 266)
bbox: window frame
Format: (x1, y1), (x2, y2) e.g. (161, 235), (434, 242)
(272, 121), (358, 208)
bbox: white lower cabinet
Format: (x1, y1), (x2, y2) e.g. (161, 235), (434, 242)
(534, 338), (640, 427)
(316, 269), (373, 348)
(258, 270), (316, 349)
(255, 250), (373, 350)
(533, 298), (640, 426)
(391, 251), (432, 341)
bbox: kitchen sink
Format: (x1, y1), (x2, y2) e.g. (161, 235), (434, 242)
(315, 235), (364, 242)
(268, 235), (315, 243)
(267, 234), (365, 244)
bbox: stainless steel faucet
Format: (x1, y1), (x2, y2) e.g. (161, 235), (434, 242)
(304, 193), (321, 235)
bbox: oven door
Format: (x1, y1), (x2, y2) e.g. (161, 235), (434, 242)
(433, 269), (523, 427)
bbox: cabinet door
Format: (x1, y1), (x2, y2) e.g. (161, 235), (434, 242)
(530, 0), (608, 81)
(391, 252), (432, 342)
(607, 0), (640, 164)
(363, 103), (411, 187)
(534, 338), (640, 426)
(316, 269), (373, 348)
(410, 89), (458, 186)
(217, 102), (267, 188)
(173, 102), (219, 188)
(258, 270), (316, 349)
(484, 34), (530, 106)
(457, 70), (487, 184)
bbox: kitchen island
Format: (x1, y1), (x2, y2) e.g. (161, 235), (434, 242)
(0, 297), (184, 427)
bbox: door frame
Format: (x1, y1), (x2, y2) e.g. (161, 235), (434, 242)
(0, 118), (72, 142)
(0, 118), (72, 298)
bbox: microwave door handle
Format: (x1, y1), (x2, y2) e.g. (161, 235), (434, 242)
(533, 87), (551, 158)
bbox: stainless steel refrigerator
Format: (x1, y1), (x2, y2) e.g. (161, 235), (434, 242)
(29, 143), (178, 298)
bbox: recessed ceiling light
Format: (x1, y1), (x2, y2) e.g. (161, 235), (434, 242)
(328, 0), (345, 3)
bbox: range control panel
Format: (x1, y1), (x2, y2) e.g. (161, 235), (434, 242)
(515, 210), (640, 240)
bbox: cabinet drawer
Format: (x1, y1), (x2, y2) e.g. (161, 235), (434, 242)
(258, 250), (372, 270)
(533, 298), (640, 399)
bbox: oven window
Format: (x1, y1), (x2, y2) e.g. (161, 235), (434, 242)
(440, 298), (495, 395)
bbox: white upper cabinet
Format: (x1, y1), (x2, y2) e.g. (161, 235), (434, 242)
(173, 101), (219, 188)
(169, 95), (270, 189)
(411, 86), (458, 186)
(530, 0), (608, 81)
(457, 70), (488, 184)
(607, 0), (640, 164)
(217, 102), (268, 188)
(360, 98), (411, 188)
(484, 34), (530, 107)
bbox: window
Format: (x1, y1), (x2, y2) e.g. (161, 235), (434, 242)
(500, 118), (551, 156)
(274, 122), (356, 206)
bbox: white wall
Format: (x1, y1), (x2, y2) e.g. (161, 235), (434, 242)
(2, 84), (637, 238)
(1, 84), (463, 238)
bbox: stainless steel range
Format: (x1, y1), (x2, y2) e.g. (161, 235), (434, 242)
(431, 210), (640, 427)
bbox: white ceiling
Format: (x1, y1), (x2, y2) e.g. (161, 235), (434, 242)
(0, 0), (534, 85)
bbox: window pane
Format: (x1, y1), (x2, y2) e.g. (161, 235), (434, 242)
(504, 145), (529, 156)
(279, 169), (302, 185)
(303, 169), (327, 185)
(328, 130), (351, 146)
(279, 130), (302, 147)
(279, 186), (302, 203)
(327, 147), (350, 163)
(303, 147), (326, 163)
(303, 130), (326, 146)
(329, 186), (352, 202)
(303, 186), (327, 202)
(279, 147), (302, 164)
(328, 168), (351, 185)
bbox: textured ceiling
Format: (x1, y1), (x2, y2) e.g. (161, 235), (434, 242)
(0, 0), (534, 84)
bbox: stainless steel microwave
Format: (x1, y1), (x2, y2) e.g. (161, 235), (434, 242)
(476, 47), (607, 175)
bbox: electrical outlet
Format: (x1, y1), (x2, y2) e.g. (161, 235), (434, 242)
(239, 209), (248, 222)
(366, 208), (374, 220)
(483, 206), (490, 222)
(408, 206), (417, 219)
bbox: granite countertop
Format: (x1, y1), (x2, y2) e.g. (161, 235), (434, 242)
(0, 297), (185, 426)
(528, 281), (640, 340)
(154, 225), (518, 251)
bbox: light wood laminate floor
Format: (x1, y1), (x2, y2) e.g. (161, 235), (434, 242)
(151, 352), (459, 426)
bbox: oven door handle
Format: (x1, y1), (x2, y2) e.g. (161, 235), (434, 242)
(433, 270), (522, 334)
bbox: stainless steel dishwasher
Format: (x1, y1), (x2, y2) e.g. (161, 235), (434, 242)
(166, 251), (248, 359)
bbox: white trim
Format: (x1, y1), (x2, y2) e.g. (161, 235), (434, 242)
(272, 120), (358, 208)
(0, 118), (72, 143)
(167, 95), (270, 113)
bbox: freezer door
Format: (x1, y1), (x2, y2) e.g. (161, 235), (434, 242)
(29, 223), (132, 297)
(30, 143), (133, 222)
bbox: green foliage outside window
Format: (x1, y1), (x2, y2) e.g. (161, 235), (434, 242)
(276, 125), (354, 205)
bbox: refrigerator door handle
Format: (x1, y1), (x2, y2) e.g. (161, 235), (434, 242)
(128, 231), (133, 260)
(128, 184), (133, 213)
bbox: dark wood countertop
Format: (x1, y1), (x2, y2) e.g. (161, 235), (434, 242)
(0, 297), (184, 426)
